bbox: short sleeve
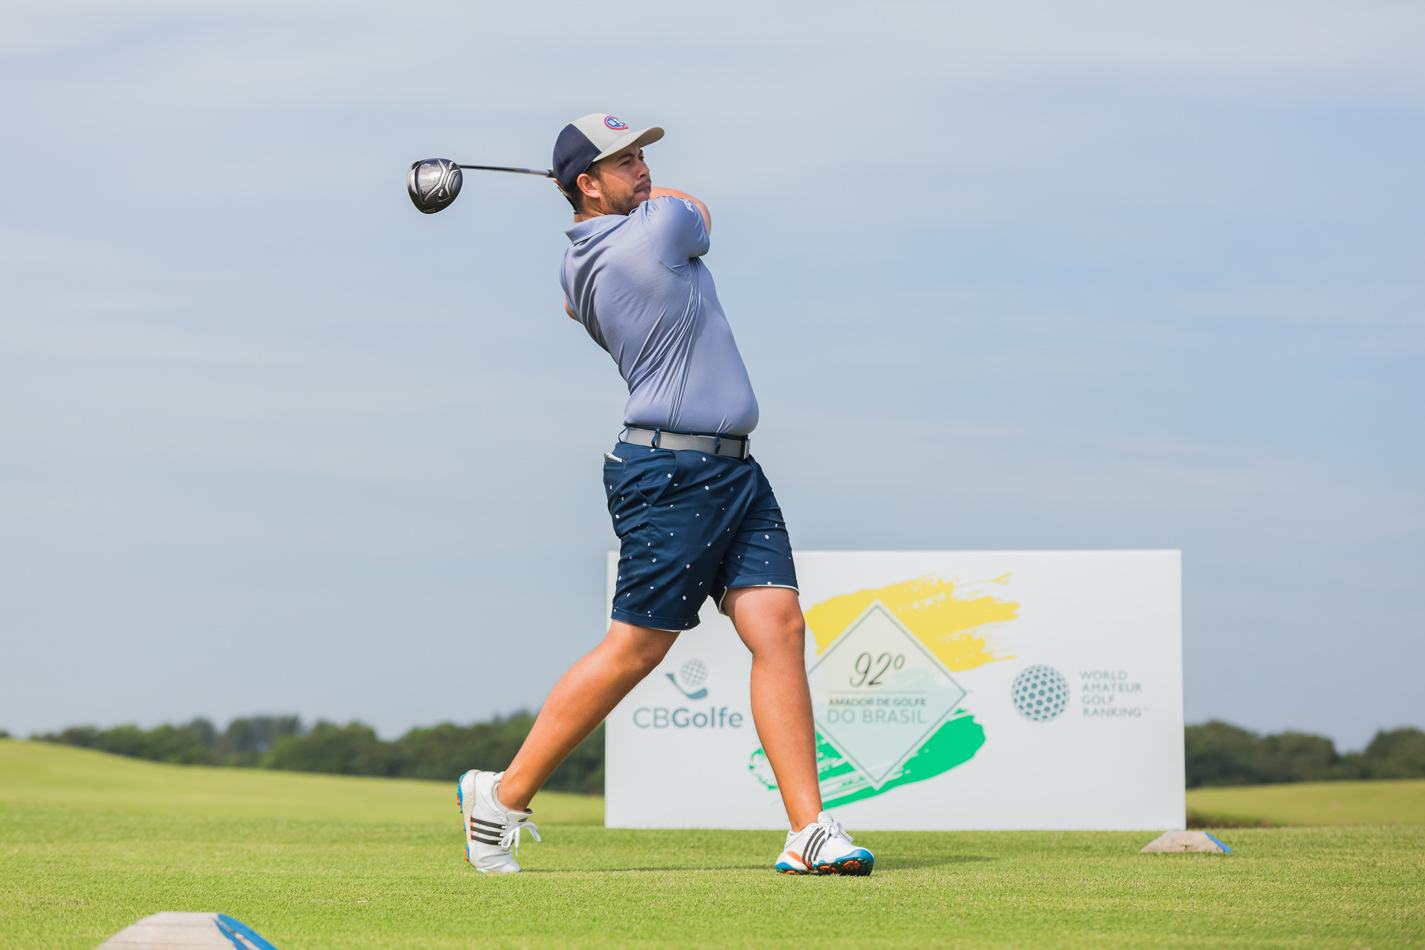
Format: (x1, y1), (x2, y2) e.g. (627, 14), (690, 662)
(639, 196), (709, 269)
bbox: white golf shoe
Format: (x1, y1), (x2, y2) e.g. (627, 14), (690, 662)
(774, 811), (874, 875)
(457, 769), (540, 873)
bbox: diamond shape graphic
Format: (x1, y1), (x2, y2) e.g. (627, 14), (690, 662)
(807, 600), (968, 788)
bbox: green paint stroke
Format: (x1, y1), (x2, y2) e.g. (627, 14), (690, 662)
(748, 711), (986, 807)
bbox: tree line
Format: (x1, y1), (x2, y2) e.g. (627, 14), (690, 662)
(30, 713), (603, 794)
(26, 716), (1424, 791)
(1185, 721), (1425, 786)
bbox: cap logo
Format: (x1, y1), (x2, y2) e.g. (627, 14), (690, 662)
(604, 115), (629, 130)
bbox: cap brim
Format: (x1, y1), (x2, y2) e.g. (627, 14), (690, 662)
(594, 126), (664, 162)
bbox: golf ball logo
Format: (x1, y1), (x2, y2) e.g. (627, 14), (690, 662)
(680, 658), (707, 688)
(665, 658), (708, 699)
(1011, 664), (1069, 722)
(604, 115), (629, 130)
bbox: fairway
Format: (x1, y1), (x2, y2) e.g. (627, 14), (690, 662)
(1188, 779), (1425, 827)
(2, 742), (1421, 949)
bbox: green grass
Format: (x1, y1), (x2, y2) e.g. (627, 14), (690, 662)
(0, 737), (601, 825)
(2, 741), (1422, 949)
(1188, 779), (1425, 827)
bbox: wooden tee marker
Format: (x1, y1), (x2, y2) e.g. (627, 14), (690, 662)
(1140, 831), (1234, 853)
(95, 912), (279, 949)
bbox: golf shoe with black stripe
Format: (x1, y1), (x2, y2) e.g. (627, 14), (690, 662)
(775, 811), (874, 875)
(457, 769), (540, 873)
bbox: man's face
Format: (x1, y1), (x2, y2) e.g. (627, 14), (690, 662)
(580, 146), (650, 215)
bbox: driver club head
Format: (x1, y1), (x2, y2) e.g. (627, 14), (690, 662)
(408, 158), (462, 213)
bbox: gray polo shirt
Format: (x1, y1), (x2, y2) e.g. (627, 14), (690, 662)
(560, 196), (759, 436)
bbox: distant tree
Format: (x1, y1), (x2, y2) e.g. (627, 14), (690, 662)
(265, 721), (398, 775)
(1184, 721), (1425, 786)
(1255, 731), (1351, 783)
(37, 726), (101, 748)
(31, 720), (214, 765)
(1184, 721), (1261, 787)
(186, 718), (218, 749)
(31, 716), (301, 768)
(214, 716), (303, 766)
(389, 713), (537, 782)
(1363, 728), (1425, 778)
(383, 713), (603, 792)
(28, 710), (601, 792)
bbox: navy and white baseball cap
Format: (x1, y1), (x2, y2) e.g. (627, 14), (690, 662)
(552, 113), (664, 196)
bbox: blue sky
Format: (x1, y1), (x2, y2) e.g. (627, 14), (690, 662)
(1, 0), (1420, 748)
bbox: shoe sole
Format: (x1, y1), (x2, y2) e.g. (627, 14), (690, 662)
(774, 850), (874, 876)
(813, 853), (874, 876)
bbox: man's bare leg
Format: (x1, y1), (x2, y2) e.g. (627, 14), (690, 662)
(723, 586), (822, 832)
(497, 621), (677, 811)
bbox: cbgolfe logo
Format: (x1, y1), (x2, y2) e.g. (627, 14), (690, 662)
(666, 657), (708, 700)
(604, 115), (629, 130)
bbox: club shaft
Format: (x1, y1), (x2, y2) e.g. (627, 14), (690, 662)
(457, 164), (554, 178)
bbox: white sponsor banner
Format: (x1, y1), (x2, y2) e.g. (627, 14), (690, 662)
(604, 550), (1184, 831)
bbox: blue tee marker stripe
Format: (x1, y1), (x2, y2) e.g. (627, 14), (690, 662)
(216, 915), (281, 950)
(1203, 833), (1234, 853)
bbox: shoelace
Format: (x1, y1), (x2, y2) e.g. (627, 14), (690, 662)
(500, 818), (541, 857)
(816, 816), (853, 844)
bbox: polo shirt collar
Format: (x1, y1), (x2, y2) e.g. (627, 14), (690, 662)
(565, 213), (629, 243)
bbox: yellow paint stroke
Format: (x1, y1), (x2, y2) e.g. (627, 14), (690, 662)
(804, 575), (1018, 672)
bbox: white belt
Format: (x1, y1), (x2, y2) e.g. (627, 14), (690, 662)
(620, 426), (750, 460)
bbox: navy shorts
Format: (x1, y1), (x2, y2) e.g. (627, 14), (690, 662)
(604, 440), (798, 631)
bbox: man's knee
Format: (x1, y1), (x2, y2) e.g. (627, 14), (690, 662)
(728, 589), (806, 655)
(749, 621), (804, 661)
(603, 623), (676, 675)
(773, 613), (806, 651)
(629, 643), (670, 675)
(762, 601), (805, 639)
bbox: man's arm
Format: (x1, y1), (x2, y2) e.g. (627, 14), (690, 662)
(649, 187), (711, 235)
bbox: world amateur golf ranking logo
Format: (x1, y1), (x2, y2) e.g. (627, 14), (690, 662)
(604, 115), (629, 131)
(1012, 664), (1069, 721)
(632, 657), (744, 730)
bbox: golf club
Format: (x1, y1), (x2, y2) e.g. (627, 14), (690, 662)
(407, 158), (554, 214)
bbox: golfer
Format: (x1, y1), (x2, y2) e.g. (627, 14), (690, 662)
(458, 114), (873, 876)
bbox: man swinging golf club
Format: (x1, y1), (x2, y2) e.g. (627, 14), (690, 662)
(457, 113), (874, 876)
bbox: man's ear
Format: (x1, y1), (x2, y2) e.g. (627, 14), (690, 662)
(576, 170), (601, 204)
